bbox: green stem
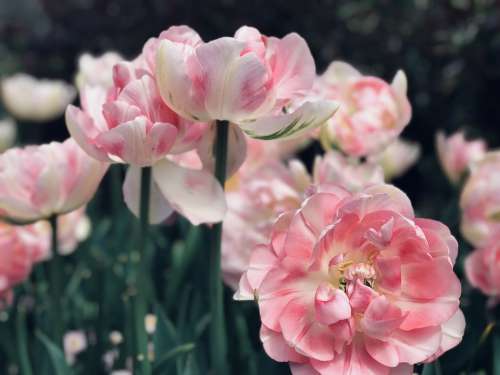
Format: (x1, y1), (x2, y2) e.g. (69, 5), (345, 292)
(48, 215), (63, 346)
(209, 120), (229, 375)
(16, 300), (33, 375)
(133, 166), (152, 374)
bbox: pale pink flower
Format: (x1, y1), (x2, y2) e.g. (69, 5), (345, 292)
(317, 61), (411, 156)
(436, 131), (486, 184)
(0, 222), (49, 305)
(155, 25), (338, 140)
(368, 139), (420, 181)
(460, 151), (500, 246)
(63, 330), (87, 365)
(0, 139), (108, 223)
(0, 117), (16, 153)
(236, 184), (464, 374)
(75, 51), (124, 90)
(465, 236), (500, 300)
(1, 74), (76, 122)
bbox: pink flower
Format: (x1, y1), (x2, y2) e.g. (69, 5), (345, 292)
(155, 25), (338, 140)
(0, 222), (49, 305)
(75, 51), (124, 90)
(368, 139), (420, 181)
(236, 184), (464, 374)
(436, 131), (486, 184)
(317, 61), (411, 156)
(465, 236), (500, 299)
(63, 330), (87, 365)
(0, 139), (108, 223)
(460, 151), (500, 246)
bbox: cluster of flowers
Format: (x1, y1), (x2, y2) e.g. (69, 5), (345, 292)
(0, 24), (470, 374)
(436, 131), (500, 305)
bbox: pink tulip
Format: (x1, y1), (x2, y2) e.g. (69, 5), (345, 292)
(222, 151), (383, 289)
(155, 25), (338, 140)
(465, 236), (500, 301)
(0, 139), (108, 223)
(436, 131), (486, 184)
(236, 184), (464, 374)
(460, 151), (500, 246)
(0, 222), (49, 306)
(75, 52), (124, 90)
(368, 139), (420, 180)
(317, 61), (411, 156)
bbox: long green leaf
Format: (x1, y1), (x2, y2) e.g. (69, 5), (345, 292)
(153, 343), (195, 374)
(35, 331), (72, 375)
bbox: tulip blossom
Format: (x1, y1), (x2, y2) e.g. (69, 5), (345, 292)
(436, 131), (486, 184)
(465, 236), (500, 302)
(317, 61), (411, 156)
(67, 51), (226, 225)
(155, 25), (338, 140)
(64, 331), (88, 365)
(236, 184), (464, 374)
(1, 74), (76, 122)
(369, 139), (420, 180)
(75, 52), (124, 89)
(222, 151), (383, 289)
(0, 222), (49, 306)
(0, 117), (16, 153)
(0, 139), (108, 223)
(460, 151), (500, 246)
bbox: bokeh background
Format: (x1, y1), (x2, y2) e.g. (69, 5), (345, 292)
(1, 0), (499, 374)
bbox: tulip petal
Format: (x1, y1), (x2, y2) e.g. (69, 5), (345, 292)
(152, 158), (226, 225)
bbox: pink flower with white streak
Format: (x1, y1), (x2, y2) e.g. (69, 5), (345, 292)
(155, 25), (338, 140)
(236, 184), (464, 375)
(75, 52), (124, 90)
(436, 131), (486, 184)
(66, 36), (227, 225)
(460, 151), (500, 246)
(0, 139), (108, 223)
(317, 61), (411, 156)
(368, 139), (420, 181)
(465, 236), (500, 302)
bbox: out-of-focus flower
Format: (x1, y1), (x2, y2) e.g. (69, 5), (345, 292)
(145, 314), (157, 335)
(313, 150), (384, 191)
(67, 53), (225, 225)
(436, 131), (486, 184)
(64, 331), (87, 365)
(222, 151), (383, 289)
(0, 222), (49, 305)
(317, 61), (411, 156)
(155, 25), (338, 140)
(109, 331), (124, 345)
(103, 349), (119, 371)
(33, 207), (91, 256)
(465, 236), (500, 302)
(0, 118), (16, 153)
(0, 139), (108, 223)
(75, 52), (123, 90)
(111, 371), (132, 375)
(1, 74), (76, 122)
(236, 184), (464, 374)
(369, 138), (421, 180)
(460, 151), (500, 246)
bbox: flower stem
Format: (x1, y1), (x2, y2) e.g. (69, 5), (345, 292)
(133, 166), (152, 374)
(48, 215), (63, 346)
(16, 299), (33, 375)
(209, 120), (229, 375)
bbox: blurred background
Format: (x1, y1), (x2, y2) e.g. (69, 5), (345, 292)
(1, 0), (499, 373)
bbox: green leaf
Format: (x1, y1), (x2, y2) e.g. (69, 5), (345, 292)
(153, 304), (178, 353)
(494, 331), (500, 375)
(35, 331), (72, 375)
(182, 353), (200, 375)
(153, 343), (195, 374)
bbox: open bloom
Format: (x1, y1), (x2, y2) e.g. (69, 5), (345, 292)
(0, 117), (16, 153)
(317, 61), (411, 156)
(0, 222), (49, 306)
(368, 139), (420, 181)
(460, 151), (500, 246)
(0, 138), (108, 223)
(236, 184), (464, 374)
(1, 73), (76, 122)
(436, 131), (486, 184)
(75, 51), (124, 89)
(64, 331), (88, 365)
(222, 151), (383, 289)
(155, 25), (338, 140)
(465, 236), (500, 301)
